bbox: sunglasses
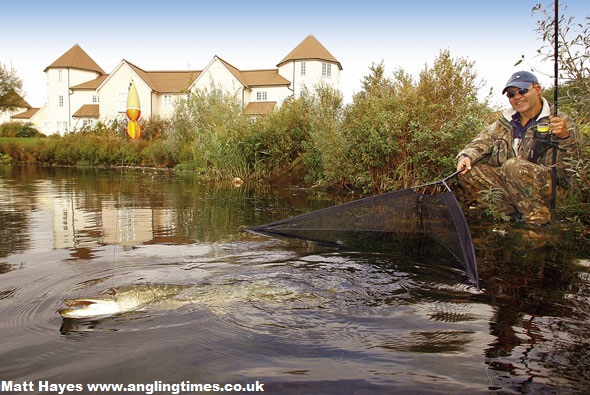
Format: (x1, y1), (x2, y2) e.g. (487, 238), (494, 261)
(505, 88), (529, 98)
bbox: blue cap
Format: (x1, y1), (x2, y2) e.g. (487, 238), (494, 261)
(502, 71), (539, 94)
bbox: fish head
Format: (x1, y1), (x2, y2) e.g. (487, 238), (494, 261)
(59, 286), (152, 319)
(58, 296), (121, 319)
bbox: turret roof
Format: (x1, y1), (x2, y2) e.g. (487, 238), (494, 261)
(44, 44), (105, 74)
(277, 34), (342, 70)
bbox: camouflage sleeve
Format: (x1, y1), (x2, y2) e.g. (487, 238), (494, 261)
(455, 121), (500, 162)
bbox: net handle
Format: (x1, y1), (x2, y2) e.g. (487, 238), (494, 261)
(417, 154), (490, 191)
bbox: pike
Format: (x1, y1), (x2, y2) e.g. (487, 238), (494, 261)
(58, 283), (192, 319)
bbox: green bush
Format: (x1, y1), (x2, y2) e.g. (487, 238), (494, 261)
(557, 127), (590, 226)
(239, 91), (315, 179)
(0, 122), (43, 138)
(168, 84), (252, 179)
(334, 51), (490, 193)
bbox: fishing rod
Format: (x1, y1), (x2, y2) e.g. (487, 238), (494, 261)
(554, 0), (559, 117)
(550, 0), (559, 209)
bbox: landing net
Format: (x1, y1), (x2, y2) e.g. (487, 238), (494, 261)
(249, 176), (479, 287)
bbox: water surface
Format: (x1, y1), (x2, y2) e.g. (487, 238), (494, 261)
(1, 166), (589, 394)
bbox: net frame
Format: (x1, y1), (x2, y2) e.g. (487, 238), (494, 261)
(248, 174), (479, 288)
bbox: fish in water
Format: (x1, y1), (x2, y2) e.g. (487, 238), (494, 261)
(59, 278), (319, 320)
(59, 283), (192, 319)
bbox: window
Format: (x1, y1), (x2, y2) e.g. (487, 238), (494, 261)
(210, 88), (223, 100)
(256, 91), (267, 101)
(58, 95), (64, 107)
(301, 62), (306, 76)
(117, 91), (127, 112)
(92, 95), (99, 103)
(58, 69), (63, 82)
(58, 121), (67, 133)
(163, 94), (173, 106)
(322, 63), (332, 77)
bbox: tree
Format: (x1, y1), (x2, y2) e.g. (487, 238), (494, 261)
(0, 63), (24, 112)
(339, 52), (489, 193)
(531, 2), (589, 229)
(532, 2), (590, 124)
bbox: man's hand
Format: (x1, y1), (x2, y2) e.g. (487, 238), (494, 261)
(550, 116), (569, 138)
(457, 156), (472, 174)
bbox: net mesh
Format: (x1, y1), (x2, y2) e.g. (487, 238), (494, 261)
(249, 181), (479, 287)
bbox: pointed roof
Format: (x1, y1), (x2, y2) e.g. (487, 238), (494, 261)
(44, 44), (105, 74)
(277, 34), (342, 70)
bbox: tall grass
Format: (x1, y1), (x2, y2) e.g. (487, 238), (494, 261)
(0, 118), (173, 168)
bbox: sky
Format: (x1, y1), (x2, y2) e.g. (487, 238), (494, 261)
(2, 0), (589, 109)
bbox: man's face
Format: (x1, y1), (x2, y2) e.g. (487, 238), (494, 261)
(505, 83), (541, 115)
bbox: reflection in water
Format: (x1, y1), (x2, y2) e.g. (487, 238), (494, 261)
(0, 166), (589, 394)
(0, 166), (337, 258)
(472, 224), (590, 392)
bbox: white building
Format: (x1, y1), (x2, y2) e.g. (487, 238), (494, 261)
(20, 34), (342, 136)
(42, 45), (106, 134)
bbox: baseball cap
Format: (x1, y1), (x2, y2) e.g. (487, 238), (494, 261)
(502, 71), (539, 94)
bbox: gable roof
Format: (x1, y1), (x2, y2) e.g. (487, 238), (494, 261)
(277, 34), (342, 70)
(126, 61), (201, 93)
(193, 56), (290, 92)
(215, 57), (251, 88)
(44, 44), (105, 74)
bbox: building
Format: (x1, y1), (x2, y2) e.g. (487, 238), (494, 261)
(19, 34), (342, 136)
(0, 89), (41, 126)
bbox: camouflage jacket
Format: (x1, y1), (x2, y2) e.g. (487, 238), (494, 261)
(456, 98), (579, 181)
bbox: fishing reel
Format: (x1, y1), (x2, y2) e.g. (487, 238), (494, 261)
(528, 122), (559, 163)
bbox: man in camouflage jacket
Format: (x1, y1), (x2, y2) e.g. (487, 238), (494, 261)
(456, 71), (579, 226)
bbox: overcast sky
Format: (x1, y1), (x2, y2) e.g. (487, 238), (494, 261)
(2, 0), (588, 108)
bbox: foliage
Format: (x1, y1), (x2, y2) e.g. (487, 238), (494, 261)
(0, 63), (23, 112)
(532, 2), (590, 124)
(300, 85), (345, 185)
(531, 2), (590, 228)
(337, 51), (490, 193)
(238, 86), (342, 182)
(0, 122), (44, 138)
(477, 187), (512, 222)
(0, 131), (167, 168)
(557, 130), (590, 228)
(167, 84), (250, 179)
